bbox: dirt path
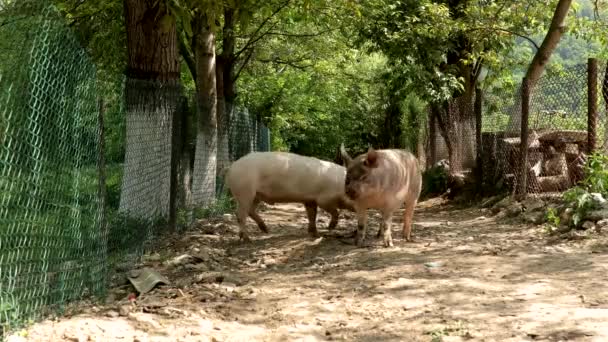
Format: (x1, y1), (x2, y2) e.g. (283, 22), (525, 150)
(8, 199), (608, 342)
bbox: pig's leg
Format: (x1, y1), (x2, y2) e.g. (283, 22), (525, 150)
(236, 201), (252, 242)
(376, 220), (385, 238)
(355, 208), (368, 247)
(319, 204), (339, 230)
(249, 198), (268, 233)
(381, 211), (394, 247)
(304, 202), (319, 238)
(402, 199), (417, 242)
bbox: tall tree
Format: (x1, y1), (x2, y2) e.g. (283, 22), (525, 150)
(190, 9), (218, 205)
(354, 0), (560, 173)
(509, 0), (574, 132)
(119, 0), (181, 219)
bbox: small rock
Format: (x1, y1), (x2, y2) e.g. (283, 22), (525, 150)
(505, 203), (523, 217)
(166, 254), (201, 267)
(143, 253), (162, 262)
(522, 198), (545, 212)
(560, 208), (574, 225)
(197, 271), (224, 283)
(580, 221), (596, 231)
(585, 208), (608, 222)
(222, 273), (247, 286)
(119, 305), (132, 316)
(262, 257), (277, 266)
(5, 336), (27, 342)
(596, 219), (608, 231)
(590, 193), (607, 205)
(106, 310), (120, 318)
(523, 211), (545, 225)
(134, 335), (149, 342)
(492, 196), (513, 212)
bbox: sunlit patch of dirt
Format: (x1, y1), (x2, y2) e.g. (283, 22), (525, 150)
(8, 198), (608, 342)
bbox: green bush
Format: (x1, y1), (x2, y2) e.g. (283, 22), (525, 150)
(561, 153), (608, 227)
(421, 165), (449, 198)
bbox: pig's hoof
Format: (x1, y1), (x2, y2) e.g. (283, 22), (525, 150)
(239, 232), (252, 242)
(383, 238), (394, 248)
(355, 237), (368, 248)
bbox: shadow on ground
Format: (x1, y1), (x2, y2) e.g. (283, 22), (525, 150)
(10, 198), (608, 342)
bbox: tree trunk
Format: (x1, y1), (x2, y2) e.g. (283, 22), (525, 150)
(509, 0), (573, 132)
(524, 0), (573, 88)
(191, 15), (218, 206)
(217, 7), (236, 171)
(216, 58), (230, 182)
(120, 0), (180, 220)
(380, 94), (403, 149)
(177, 95), (193, 211)
(602, 63), (608, 152)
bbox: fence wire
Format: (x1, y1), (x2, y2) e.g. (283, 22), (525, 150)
(0, 1), (105, 332)
(481, 63), (600, 196)
(0, 2), (270, 336)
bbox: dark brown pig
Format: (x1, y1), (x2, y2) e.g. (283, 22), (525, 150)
(225, 151), (355, 242)
(340, 144), (422, 247)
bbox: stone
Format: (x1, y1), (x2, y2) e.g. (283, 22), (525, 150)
(596, 219), (608, 229)
(165, 254), (201, 267)
(505, 203), (523, 217)
(106, 310), (120, 318)
(523, 211), (545, 225)
(584, 208), (608, 222)
(560, 207), (574, 226)
(580, 221), (596, 231)
(492, 197), (513, 214)
(590, 193), (607, 205)
(522, 198), (545, 212)
(119, 305), (133, 316)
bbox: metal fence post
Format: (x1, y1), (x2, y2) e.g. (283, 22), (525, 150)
(97, 98), (107, 236)
(474, 87), (483, 193)
(429, 107), (437, 167)
(516, 78), (530, 200)
(588, 58), (598, 154)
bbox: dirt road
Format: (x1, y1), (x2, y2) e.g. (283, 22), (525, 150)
(8, 198), (608, 342)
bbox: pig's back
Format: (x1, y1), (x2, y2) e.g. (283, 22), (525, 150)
(227, 151), (345, 202)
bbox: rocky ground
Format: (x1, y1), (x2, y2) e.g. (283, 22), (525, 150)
(7, 197), (608, 342)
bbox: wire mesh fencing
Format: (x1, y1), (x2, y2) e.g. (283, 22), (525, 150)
(0, 1), (271, 335)
(185, 91), (271, 221)
(0, 1), (106, 331)
(481, 62), (601, 197)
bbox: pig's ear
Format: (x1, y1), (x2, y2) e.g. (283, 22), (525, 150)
(339, 143), (352, 166)
(364, 147), (379, 168)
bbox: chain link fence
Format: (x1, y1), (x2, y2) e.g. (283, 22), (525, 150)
(425, 61), (606, 198)
(0, 1), (270, 336)
(0, 1), (105, 332)
(481, 62), (604, 197)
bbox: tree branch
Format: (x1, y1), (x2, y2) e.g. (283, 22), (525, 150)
(257, 57), (313, 70)
(256, 28), (335, 38)
(467, 26), (540, 51)
(233, 47), (256, 82)
(178, 29), (196, 81)
(234, 0), (291, 59)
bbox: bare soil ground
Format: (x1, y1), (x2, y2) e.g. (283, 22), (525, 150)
(7, 198), (608, 342)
